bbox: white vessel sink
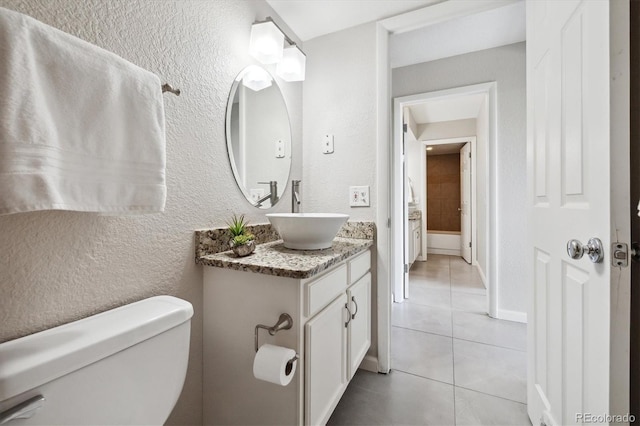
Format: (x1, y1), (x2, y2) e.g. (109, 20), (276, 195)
(266, 213), (349, 250)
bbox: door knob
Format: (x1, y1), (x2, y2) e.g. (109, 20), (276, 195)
(567, 238), (604, 263)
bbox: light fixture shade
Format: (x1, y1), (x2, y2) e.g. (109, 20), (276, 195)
(249, 21), (284, 64)
(241, 65), (273, 91)
(276, 45), (306, 82)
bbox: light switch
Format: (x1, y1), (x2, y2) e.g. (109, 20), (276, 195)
(275, 140), (285, 158)
(250, 189), (265, 203)
(349, 186), (370, 207)
(322, 134), (334, 154)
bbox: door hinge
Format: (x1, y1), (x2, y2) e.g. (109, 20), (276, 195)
(404, 264), (409, 273)
(612, 242), (640, 267)
(469, 242), (472, 248)
(469, 152), (471, 158)
(403, 123), (407, 133)
(387, 218), (391, 228)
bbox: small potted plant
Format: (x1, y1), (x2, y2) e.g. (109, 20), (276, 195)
(227, 214), (256, 257)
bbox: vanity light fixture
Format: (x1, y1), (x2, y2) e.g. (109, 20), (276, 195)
(250, 17), (306, 82)
(277, 45), (306, 82)
(239, 65), (273, 92)
(249, 20), (284, 64)
(426, 146), (434, 151)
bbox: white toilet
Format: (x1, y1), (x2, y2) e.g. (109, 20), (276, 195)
(0, 295), (193, 425)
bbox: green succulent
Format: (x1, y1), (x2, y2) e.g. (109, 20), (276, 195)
(232, 234), (255, 246)
(227, 214), (255, 246)
(227, 214), (248, 237)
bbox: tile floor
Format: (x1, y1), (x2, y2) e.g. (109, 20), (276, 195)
(328, 254), (531, 426)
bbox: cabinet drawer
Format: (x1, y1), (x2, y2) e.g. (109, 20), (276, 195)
(305, 264), (348, 318)
(349, 250), (370, 284)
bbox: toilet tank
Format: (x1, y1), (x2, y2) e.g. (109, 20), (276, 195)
(0, 296), (193, 425)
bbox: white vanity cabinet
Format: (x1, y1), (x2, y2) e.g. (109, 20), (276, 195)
(409, 219), (421, 265)
(203, 247), (372, 426)
(304, 251), (371, 426)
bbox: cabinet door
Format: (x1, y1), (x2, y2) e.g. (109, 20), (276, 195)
(413, 228), (421, 262)
(408, 229), (415, 266)
(305, 293), (348, 426)
(347, 273), (371, 380)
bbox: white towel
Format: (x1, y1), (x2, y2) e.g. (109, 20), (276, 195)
(0, 7), (166, 215)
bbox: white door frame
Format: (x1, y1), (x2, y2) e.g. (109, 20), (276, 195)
(374, 0), (519, 374)
(421, 137), (477, 265)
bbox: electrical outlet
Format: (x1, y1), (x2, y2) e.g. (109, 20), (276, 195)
(349, 186), (370, 207)
(322, 134), (334, 154)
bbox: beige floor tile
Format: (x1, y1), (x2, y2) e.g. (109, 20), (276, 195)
(405, 286), (452, 309)
(453, 339), (527, 403)
(453, 310), (526, 351)
(455, 387), (531, 426)
(392, 327), (454, 384)
(328, 370), (455, 426)
(451, 292), (487, 314)
(392, 302), (453, 337)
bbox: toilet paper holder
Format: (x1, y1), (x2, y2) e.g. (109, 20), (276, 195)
(254, 313), (299, 367)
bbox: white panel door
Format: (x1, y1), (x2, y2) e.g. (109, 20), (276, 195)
(527, 1), (617, 425)
(460, 143), (472, 264)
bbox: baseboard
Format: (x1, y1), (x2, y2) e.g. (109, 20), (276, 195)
(427, 248), (461, 256)
(359, 355), (379, 373)
(496, 309), (527, 323)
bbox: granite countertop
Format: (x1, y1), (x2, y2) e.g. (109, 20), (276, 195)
(196, 237), (373, 279)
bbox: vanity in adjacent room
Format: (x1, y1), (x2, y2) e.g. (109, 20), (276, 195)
(408, 209), (422, 266)
(196, 223), (374, 425)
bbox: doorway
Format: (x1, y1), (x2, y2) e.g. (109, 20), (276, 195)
(423, 138), (475, 263)
(392, 83), (496, 317)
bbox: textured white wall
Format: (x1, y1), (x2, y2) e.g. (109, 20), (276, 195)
(0, 1), (302, 424)
(393, 42), (527, 315)
(302, 22), (377, 220)
(301, 21), (379, 360)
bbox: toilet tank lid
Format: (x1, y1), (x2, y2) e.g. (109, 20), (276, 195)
(0, 295), (193, 402)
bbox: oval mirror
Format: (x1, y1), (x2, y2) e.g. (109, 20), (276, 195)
(226, 65), (292, 209)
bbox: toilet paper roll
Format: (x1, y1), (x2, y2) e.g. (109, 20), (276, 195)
(253, 344), (297, 386)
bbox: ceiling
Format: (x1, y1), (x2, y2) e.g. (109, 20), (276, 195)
(407, 93), (485, 124)
(426, 142), (466, 156)
(266, 0), (439, 41)
(390, 1), (525, 68)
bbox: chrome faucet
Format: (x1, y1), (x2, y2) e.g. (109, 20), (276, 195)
(256, 181), (278, 207)
(292, 180), (301, 213)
